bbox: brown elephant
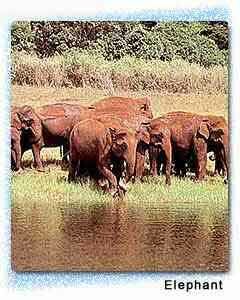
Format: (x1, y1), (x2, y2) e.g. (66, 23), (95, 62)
(146, 118), (172, 185)
(206, 115), (228, 181)
(11, 103), (94, 171)
(68, 118), (140, 196)
(92, 96), (153, 119)
(160, 111), (228, 181)
(93, 111), (151, 180)
(91, 96), (153, 179)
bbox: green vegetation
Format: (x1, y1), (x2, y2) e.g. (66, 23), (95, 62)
(12, 154), (228, 226)
(11, 21), (228, 94)
(11, 21), (228, 67)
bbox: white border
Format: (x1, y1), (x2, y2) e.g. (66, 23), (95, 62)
(0, 1), (239, 299)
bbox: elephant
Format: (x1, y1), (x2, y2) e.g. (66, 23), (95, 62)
(68, 118), (140, 196)
(93, 112), (152, 180)
(92, 96), (153, 119)
(146, 118), (172, 185)
(11, 103), (94, 171)
(206, 115), (228, 181)
(159, 111), (228, 181)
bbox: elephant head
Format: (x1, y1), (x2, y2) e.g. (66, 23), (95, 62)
(110, 127), (139, 181)
(17, 105), (42, 143)
(198, 117), (228, 180)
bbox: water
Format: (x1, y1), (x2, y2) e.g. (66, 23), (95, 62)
(11, 199), (228, 272)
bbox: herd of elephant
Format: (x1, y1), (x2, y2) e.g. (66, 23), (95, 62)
(11, 96), (228, 196)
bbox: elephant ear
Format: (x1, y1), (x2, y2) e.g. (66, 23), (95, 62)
(11, 112), (22, 130)
(18, 106), (35, 126)
(198, 121), (210, 140)
(136, 125), (150, 145)
(18, 106), (42, 140)
(109, 127), (128, 151)
(213, 128), (224, 137)
(211, 128), (224, 141)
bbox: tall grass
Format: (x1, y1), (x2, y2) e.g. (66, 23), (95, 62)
(11, 51), (228, 94)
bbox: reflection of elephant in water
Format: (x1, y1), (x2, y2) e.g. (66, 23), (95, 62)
(68, 118), (140, 196)
(156, 112), (228, 181)
(11, 103), (94, 171)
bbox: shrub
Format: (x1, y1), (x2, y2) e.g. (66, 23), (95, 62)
(11, 21), (228, 68)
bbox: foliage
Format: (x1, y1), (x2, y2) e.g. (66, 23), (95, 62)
(11, 21), (228, 67)
(11, 21), (34, 52)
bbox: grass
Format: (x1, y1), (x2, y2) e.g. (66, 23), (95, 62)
(11, 51), (228, 94)
(12, 164), (228, 223)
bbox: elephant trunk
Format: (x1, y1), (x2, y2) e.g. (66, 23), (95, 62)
(125, 161), (135, 182)
(125, 147), (137, 183)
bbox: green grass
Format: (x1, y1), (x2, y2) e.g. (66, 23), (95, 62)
(12, 149), (228, 226)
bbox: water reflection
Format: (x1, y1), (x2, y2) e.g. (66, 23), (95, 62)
(12, 200), (228, 271)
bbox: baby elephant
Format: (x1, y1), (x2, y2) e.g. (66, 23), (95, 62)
(68, 118), (139, 196)
(148, 118), (172, 185)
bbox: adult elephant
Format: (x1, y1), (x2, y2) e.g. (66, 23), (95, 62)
(160, 111), (228, 181)
(206, 115), (228, 180)
(11, 103), (94, 171)
(92, 96), (153, 119)
(93, 111), (152, 180)
(68, 118), (140, 196)
(90, 96), (153, 180)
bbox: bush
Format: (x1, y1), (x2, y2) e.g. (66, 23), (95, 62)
(11, 21), (228, 68)
(11, 21), (34, 52)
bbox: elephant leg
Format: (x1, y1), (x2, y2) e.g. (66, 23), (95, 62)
(134, 144), (146, 179)
(194, 139), (207, 180)
(61, 141), (70, 170)
(175, 158), (186, 177)
(215, 158), (223, 176)
(162, 140), (172, 185)
(149, 146), (158, 177)
(112, 158), (125, 182)
(68, 157), (78, 183)
(32, 142), (44, 171)
(14, 143), (22, 171)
